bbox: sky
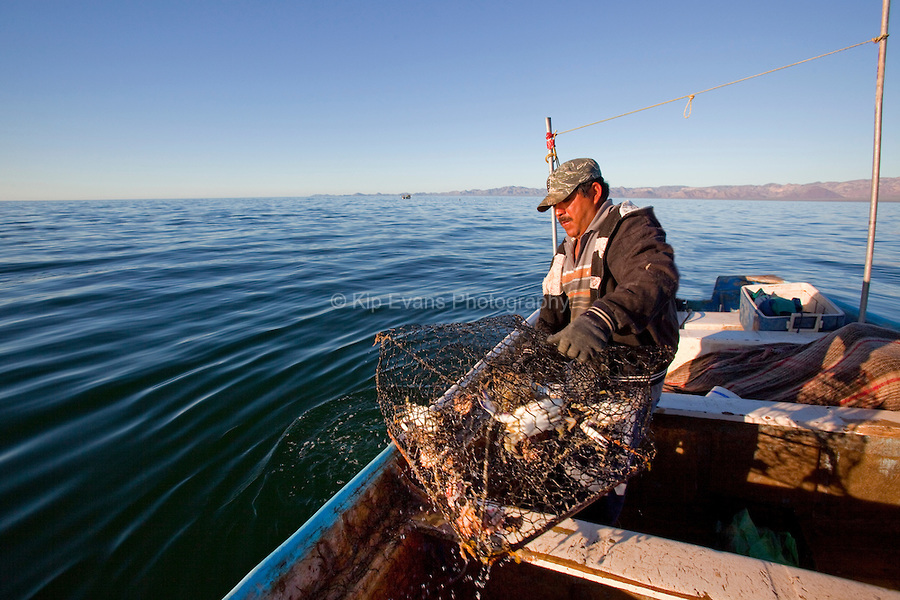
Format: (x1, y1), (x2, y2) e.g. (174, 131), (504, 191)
(0, 0), (896, 200)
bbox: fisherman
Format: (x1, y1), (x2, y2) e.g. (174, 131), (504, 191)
(537, 157), (679, 387)
(537, 157), (680, 523)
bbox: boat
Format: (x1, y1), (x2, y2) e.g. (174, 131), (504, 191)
(224, 2), (896, 594)
(222, 275), (900, 599)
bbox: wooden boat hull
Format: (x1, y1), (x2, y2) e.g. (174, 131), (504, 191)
(225, 280), (900, 599)
(224, 392), (900, 599)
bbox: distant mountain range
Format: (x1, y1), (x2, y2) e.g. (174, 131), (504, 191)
(431, 177), (900, 200)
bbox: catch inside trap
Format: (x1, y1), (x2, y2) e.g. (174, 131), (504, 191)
(375, 315), (672, 563)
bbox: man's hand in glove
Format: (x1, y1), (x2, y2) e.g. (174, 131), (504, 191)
(546, 313), (611, 363)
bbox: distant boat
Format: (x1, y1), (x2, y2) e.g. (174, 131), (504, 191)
(401, 194), (411, 199)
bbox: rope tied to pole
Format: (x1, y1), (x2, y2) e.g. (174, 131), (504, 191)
(545, 131), (559, 166)
(554, 35), (885, 137)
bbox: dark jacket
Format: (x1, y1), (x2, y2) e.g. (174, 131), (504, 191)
(539, 202), (680, 353)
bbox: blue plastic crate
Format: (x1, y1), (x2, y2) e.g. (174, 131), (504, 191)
(739, 283), (845, 332)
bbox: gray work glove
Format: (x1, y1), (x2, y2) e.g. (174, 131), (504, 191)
(546, 313), (611, 363)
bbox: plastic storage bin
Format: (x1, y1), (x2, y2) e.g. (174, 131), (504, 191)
(739, 282), (845, 332)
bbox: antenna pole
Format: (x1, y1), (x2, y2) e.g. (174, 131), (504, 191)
(859, 0), (891, 322)
(546, 117), (559, 254)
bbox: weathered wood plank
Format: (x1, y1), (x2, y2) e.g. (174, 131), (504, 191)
(519, 518), (900, 600)
(657, 392), (900, 438)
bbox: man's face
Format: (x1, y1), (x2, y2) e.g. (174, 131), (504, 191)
(554, 183), (601, 239)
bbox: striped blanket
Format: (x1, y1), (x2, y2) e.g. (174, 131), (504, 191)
(664, 322), (900, 410)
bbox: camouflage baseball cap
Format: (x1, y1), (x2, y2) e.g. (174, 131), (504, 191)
(537, 158), (602, 212)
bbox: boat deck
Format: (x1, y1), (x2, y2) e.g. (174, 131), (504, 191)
(672, 309), (829, 372)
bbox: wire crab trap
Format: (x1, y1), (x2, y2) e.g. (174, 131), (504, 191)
(375, 315), (672, 563)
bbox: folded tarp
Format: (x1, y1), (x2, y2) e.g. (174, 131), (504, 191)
(664, 322), (900, 410)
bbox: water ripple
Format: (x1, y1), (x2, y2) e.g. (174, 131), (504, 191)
(0, 196), (897, 599)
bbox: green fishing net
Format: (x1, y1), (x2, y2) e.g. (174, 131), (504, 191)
(375, 315), (672, 563)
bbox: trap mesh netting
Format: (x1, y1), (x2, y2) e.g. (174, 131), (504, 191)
(375, 315), (673, 563)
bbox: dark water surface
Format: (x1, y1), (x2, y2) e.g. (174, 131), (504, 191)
(1, 196), (898, 599)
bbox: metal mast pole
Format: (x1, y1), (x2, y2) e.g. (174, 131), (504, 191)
(546, 117), (559, 254)
(859, 0), (891, 322)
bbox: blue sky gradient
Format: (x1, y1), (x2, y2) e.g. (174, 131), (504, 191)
(1, 0), (896, 200)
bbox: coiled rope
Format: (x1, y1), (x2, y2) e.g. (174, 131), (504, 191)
(549, 34), (888, 142)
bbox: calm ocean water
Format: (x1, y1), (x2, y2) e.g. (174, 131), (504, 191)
(1, 196), (898, 599)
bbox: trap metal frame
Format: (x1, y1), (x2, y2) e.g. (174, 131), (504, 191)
(376, 315), (672, 562)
